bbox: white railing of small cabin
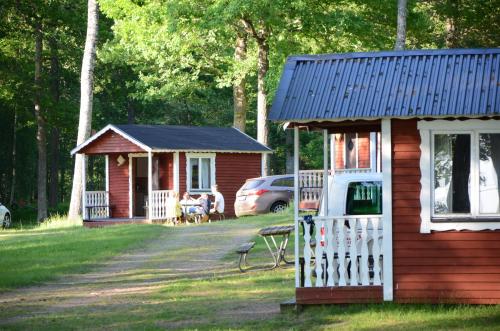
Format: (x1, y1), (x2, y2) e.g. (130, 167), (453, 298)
(150, 190), (177, 220)
(298, 169), (374, 207)
(85, 191), (109, 220)
(301, 215), (383, 288)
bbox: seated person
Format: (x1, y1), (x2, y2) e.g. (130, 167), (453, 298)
(180, 192), (199, 216)
(197, 193), (211, 222)
(210, 184), (225, 214)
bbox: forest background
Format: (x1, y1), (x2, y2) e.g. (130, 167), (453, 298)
(0, 0), (498, 221)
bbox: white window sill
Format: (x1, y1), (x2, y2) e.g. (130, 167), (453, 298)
(421, 219), (500, 232)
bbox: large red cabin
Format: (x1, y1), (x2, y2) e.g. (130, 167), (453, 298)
(71, 125), (271, 224)
(271, 48), (500, 305)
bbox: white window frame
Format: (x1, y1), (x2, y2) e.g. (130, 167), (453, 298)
(418, 119), (500, 233)
(186, 153), (216, 193)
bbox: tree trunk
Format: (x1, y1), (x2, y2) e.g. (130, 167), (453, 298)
(285, 130), (293, 174)
(233, 30), (247, 132)
(49, 37), (60, 208)
(68, 0), (99, 219)
(34, 19), (48, 222)
(9, 111), (17, 207)
(394, 0), (407, 50)
(127, 98), (135, 124)
(257, 40), (270, 175)
(445, 0), (459, 48)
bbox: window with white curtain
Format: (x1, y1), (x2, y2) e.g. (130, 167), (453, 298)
(186, 153), (215, 192)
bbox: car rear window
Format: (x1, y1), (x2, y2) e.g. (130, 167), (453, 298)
(346, 181), (382, 215)
(271, 177), (294, 187)
(242, 179), (265, 190)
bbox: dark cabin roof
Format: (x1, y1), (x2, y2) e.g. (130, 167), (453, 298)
(270, 48), (500, 122)
(71, 124), (271, 155)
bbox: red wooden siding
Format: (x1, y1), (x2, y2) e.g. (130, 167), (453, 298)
(80, 130), (144, 154)
(392, 119), (500, 304)
(334, 133), (371, 169)
(215, 153), (262, 217)
(108, 153), (129, 218)
(158, 153), (172, 190)
(178, 152), (261, 216)
(296, 286), (383, 304)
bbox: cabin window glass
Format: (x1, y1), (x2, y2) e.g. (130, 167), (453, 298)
(187, 154), (215, 192)
(479, 134), (500, 214)
(433, 134), (471, 214)
(345, 181), (382, 215)
(430, 131), (500, 218)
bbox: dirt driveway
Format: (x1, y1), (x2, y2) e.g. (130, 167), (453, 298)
(0, 221), (282, 329)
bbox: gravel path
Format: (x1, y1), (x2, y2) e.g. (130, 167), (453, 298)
(0, 221), (266, 327)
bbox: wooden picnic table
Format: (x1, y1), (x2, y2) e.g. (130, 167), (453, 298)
(258, 225), (295, 269)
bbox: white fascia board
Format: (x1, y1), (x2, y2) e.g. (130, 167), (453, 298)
(150, 149), (273, 154)
(70, 124), (151, 155)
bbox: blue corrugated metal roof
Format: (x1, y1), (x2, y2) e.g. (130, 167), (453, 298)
(270, 48), (500, 122)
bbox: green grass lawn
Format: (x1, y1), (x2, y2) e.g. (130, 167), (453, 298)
(1, 211), (499, 330)
(0, 221), (168, 291)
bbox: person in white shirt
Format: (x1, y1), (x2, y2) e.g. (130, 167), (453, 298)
(210, 184), (224, 214)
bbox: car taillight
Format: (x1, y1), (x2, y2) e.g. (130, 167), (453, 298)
(247, 189), (269, 196)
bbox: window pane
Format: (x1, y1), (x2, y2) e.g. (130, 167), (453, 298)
(345, 133), (357, 168)
(243, 179), (264, 190)
(200, 158), (211, 189)
(190, 158), (199, 189)
(346, 181), (382, 215)
(434, 134), (471, 214)
(271, 177), (294, 187)
(479, 134), (500, 214)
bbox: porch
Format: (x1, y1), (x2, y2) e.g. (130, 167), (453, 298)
(291, 120), (392, 305)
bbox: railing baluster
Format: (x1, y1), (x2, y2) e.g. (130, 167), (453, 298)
(303, 222), (312, 287)
(337, 218), (347, 286)
(372, 217), (382, 285)
(360, 218), (370, 286)
(314, 220), (324, 287)
(326, 220), (335, 286)
(349, 218), (358, 286)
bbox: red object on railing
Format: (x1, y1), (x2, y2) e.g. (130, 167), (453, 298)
(320, 225), (325, 247)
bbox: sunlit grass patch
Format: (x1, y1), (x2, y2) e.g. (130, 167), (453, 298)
(0, 223), (169, 291)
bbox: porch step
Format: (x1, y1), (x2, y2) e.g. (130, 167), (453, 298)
(280, 298), (303, 313)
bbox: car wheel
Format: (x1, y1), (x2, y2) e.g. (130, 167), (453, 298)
(2, 213), (11, 228)
(270, 202), (287, 213)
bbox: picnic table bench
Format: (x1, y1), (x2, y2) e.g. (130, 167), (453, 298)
(236, 242), (255, 272)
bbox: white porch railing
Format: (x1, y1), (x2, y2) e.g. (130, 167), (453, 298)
(85, 191), (109, 219)
(301, 215), (383, 287)
(150, 190), (177, 220)
(334, 168), (372, 174)
(299, 170), (326, 204)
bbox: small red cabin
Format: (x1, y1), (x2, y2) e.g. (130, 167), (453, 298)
(71, 125), (271, 223)
(271, 48), (500, 305)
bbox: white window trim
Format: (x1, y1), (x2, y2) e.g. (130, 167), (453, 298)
(186, 152), (216, 193)
(418, 119), (500, 233)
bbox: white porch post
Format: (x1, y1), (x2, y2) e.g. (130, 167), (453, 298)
(293, 126), (300, 288)
(129, 155), (133, 218)
(105, 155), (110, 218)
(370, 132), (377, 172)
(148, 151), (153, 220)
(81, 154), (87, 220)
(381, 119), (393, 301)
(330, 134), (336, 174)
(323, 130), (329, 216)
(173, 152), (180, 193)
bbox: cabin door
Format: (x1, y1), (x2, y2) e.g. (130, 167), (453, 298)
(132, 156), (159, 217)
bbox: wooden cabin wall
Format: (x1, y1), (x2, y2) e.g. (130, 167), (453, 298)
(334, 132), (371, 169)
(392, 119), (500, 304)
(80, 131), (144, 154)
(108, 153), (130, 218)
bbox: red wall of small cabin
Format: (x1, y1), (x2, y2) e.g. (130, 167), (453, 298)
(158, 153), (172, 190)
(335, 132), (371, 169)
(178, 152), (262, 216)
(80, 130), (144, 154)
(392, 119), (500, 304)
(108, 153), (130, 218)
